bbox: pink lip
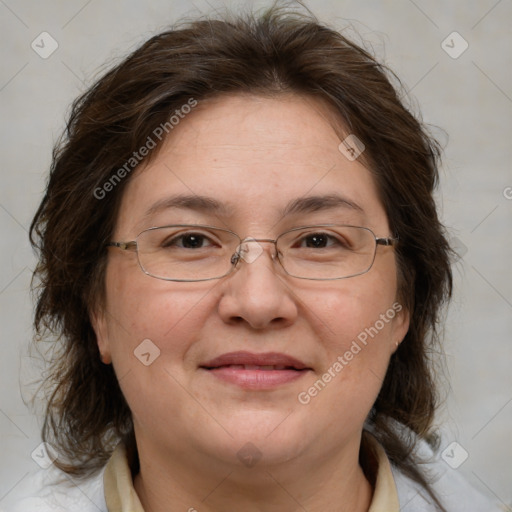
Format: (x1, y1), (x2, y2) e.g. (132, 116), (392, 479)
(200, 351), (311, 390)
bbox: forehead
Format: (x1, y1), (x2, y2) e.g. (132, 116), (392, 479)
(165, 93), (346, 165)
(116, 93), (387, 235)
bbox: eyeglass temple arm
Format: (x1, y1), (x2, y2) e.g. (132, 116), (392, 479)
(107, 241), (137, 251)
(376, 237), (398, 247)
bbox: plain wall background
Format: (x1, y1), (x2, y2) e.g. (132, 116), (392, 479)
(1, 0), (511, 508)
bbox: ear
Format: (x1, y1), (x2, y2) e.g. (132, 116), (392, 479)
(391, 301), (410, 353)
(90, 306), (112, 365)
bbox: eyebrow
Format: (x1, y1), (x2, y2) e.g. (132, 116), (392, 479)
(144, 194), (233, 219)
(143, 193), (364, 221)
(282, 194), (364, 216)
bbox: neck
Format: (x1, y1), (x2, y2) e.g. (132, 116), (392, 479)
(133, 435), (373, 512)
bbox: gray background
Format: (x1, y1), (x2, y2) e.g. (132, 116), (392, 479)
(1, 0), (511, 508)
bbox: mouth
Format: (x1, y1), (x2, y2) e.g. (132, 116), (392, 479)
(199, 351), (312, 390)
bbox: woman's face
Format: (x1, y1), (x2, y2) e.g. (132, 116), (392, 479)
(94, 93), (409, 471)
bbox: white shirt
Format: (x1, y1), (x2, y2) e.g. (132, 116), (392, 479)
(2, 433), (502, 512)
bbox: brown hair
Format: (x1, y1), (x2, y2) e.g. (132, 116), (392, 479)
(30, 3), (452, 508)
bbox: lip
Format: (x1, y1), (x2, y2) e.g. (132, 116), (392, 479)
(200, 351), (312, 390)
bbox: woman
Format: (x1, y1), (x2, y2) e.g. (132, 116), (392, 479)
(11, 5), (500, 512)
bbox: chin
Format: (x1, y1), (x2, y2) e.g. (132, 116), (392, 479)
(197, 413), (311, 468)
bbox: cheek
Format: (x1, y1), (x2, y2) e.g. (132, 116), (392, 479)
(103, 266), (217, 367)
(102, 273), (220, 430)
(305, 272), (398, 352)
(297, 268), (400, 413)
(297, 285), (397, 432)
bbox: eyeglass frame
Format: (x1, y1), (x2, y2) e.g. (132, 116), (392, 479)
(107, 223), (398, 282)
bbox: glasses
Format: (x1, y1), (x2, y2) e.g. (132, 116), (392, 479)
(107, 224), (398, 282)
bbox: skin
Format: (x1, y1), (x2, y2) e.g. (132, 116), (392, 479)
(93, 93), (410, 512)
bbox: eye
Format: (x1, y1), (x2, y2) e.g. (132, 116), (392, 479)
(301, 233), (332, 248)
(296, 232), (348, 249)
(162, 232), (216, 249)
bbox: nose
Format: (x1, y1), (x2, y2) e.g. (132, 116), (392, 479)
(217, 239), (299, 330)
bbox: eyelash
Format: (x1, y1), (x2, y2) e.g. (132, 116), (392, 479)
(161, 230), (349, 250)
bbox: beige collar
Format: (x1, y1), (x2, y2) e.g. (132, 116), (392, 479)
(104, 436), (399, 512)
(104, 443), (144, 512)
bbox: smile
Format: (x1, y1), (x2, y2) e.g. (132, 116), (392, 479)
(200, 351), (312, 389)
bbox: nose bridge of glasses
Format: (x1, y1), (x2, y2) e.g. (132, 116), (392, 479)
(233, 237), (278, 265)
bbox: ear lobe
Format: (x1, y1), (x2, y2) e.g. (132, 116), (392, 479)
(90, 307), (112, 364)
(392, 302), (410, 352)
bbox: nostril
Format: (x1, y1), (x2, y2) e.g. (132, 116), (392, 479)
(231, 252), (241, 266)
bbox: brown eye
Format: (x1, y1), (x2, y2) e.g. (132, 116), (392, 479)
(162, 233), (214, 249)
(296, 232), (348, 249)
(303, 233), (330, 248)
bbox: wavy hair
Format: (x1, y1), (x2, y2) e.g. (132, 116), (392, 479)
(30, 3), (452, 508)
